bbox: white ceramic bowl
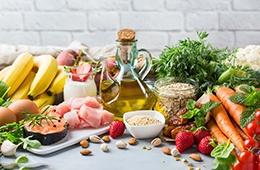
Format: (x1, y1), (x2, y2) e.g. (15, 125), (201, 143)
(123, 110), (165, 139)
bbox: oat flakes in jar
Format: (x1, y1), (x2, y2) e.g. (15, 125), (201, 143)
(154, 77), (198, 120)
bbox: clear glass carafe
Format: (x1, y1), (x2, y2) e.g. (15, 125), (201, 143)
(99, 40), (156, 120)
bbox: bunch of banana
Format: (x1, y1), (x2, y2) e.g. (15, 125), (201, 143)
(0, 52), (68, 110)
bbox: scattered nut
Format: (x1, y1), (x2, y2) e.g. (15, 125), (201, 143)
(80, 139), (89, 148)
(170, 148), (180, 157)
(162, 147), (171, 155)
(151, 138), (162, 147)
(128, 138), (137, 145)
(102, 135), (110, 143)
(189, 153), (202, 161)
(100, 143), (108, 152)
(80, 149), (92, 156)
(89, 135), (101, 143)
(116, 140), (127, 149)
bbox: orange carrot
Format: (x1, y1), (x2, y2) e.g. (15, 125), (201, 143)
(216, 86), (247, 133)
(230, 117), (248, 140)
(209, 93), (245, 152)
(206, 118), (228, 144)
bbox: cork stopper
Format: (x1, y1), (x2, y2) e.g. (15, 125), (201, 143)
(117, 28), (136, 42)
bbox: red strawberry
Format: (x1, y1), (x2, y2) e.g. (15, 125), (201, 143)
(175, 131), (194, 153)
(109, 120), (125, 139)
(198, 135), (215, 155)
(193, 128), (211, 144)
(73, 63), (92, 81)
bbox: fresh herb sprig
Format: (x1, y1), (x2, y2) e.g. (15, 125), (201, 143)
(22, 106), (58, 128)
(211, 140), (236, 170)
(229, 85), (260, 127)
(182, 99), (221, 127)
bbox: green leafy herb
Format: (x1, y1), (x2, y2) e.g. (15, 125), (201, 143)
(21, 136), (41, 149)
(182, 99), (221, 127)
(211, 140), (236, 170)
(229, 85), (260, 127)
(152, 30), (260, 96)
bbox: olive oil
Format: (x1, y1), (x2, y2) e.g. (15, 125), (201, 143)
(100, 78), (156, 120)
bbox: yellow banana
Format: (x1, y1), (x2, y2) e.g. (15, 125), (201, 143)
(46, 66), (67, 96)
(32, 92), (56, 110)
(10, 71), (36, 101)
(3, 53), (34, 97)
(28, 55), (58, 100)
(0, 66), (11, 81)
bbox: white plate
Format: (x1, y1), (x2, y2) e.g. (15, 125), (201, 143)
(27, 125), (109, 155)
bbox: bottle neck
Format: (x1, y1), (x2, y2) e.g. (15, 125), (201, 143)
(115, 40), (138, 79)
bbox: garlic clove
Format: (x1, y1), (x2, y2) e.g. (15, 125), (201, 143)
(1, 140), (20, 157)
(1, 163), (18, 169)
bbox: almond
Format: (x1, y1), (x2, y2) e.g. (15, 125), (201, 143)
(89, 135), (101, 143)
(162, 147), (171, 155)
(151, 138), (162, 147)
(128, 138), (137, 145)
(80, 149), (92, 156)
(102, 135), (110, 143)
(189, 153), (202, 161)
(80, 139), (89, 148)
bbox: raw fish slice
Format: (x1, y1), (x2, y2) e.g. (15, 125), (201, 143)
(63, 110), (80, 129)
(78, 105), (101, 128)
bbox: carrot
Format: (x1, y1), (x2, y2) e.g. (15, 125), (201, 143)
(206, 117), (238, 157)
(216, 86), (247, 133)
(206, 118), (228, 144)
(230, 117), (248, 140)
(209, 93), (245, 152)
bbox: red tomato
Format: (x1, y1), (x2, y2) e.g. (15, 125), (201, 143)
(244, 137), (260, 153)
(254, 110), (260, 123)
(231, 162), (246, 170)
(246, 120), (260, 137)
(238, 150), (257, 163)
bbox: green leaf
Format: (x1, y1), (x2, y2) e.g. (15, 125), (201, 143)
(201, 101), (221, 113)
(15, 155), (28, 163)
(229, 93), (247, 104)
(240, 107), (258, 128)
(21, 136), (41, 149)
(211, 141), (234, 158)
(0, 81), (9, 100)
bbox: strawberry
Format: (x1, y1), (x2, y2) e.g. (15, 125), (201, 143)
(74, 62), (92, 81)
(109, 120), (125, 139)
(193, 128), (211, 144)
(198, 135), (215, 155)
(175, 131), (194, 153)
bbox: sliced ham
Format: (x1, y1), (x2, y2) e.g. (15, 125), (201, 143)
(64, 110), (80, 129)
(98, 109), (114, 126)
(57, 96), (114, 129)
(56, 102), (71, 116)
(78, 105), (101, 128)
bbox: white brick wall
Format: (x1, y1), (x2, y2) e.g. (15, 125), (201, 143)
(0, 0), (259, 56)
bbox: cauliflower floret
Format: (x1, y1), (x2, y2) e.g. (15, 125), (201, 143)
(234, 45), (260, 70)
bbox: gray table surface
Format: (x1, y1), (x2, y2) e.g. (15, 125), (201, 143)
(1, 130), (214, 170)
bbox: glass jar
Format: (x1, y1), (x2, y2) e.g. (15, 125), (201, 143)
(154, 77), (198, 120)
(63, 72), (97, 101)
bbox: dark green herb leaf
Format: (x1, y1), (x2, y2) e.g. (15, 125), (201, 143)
(240, 107), (258, 128)
(229, 93), (247, 105)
